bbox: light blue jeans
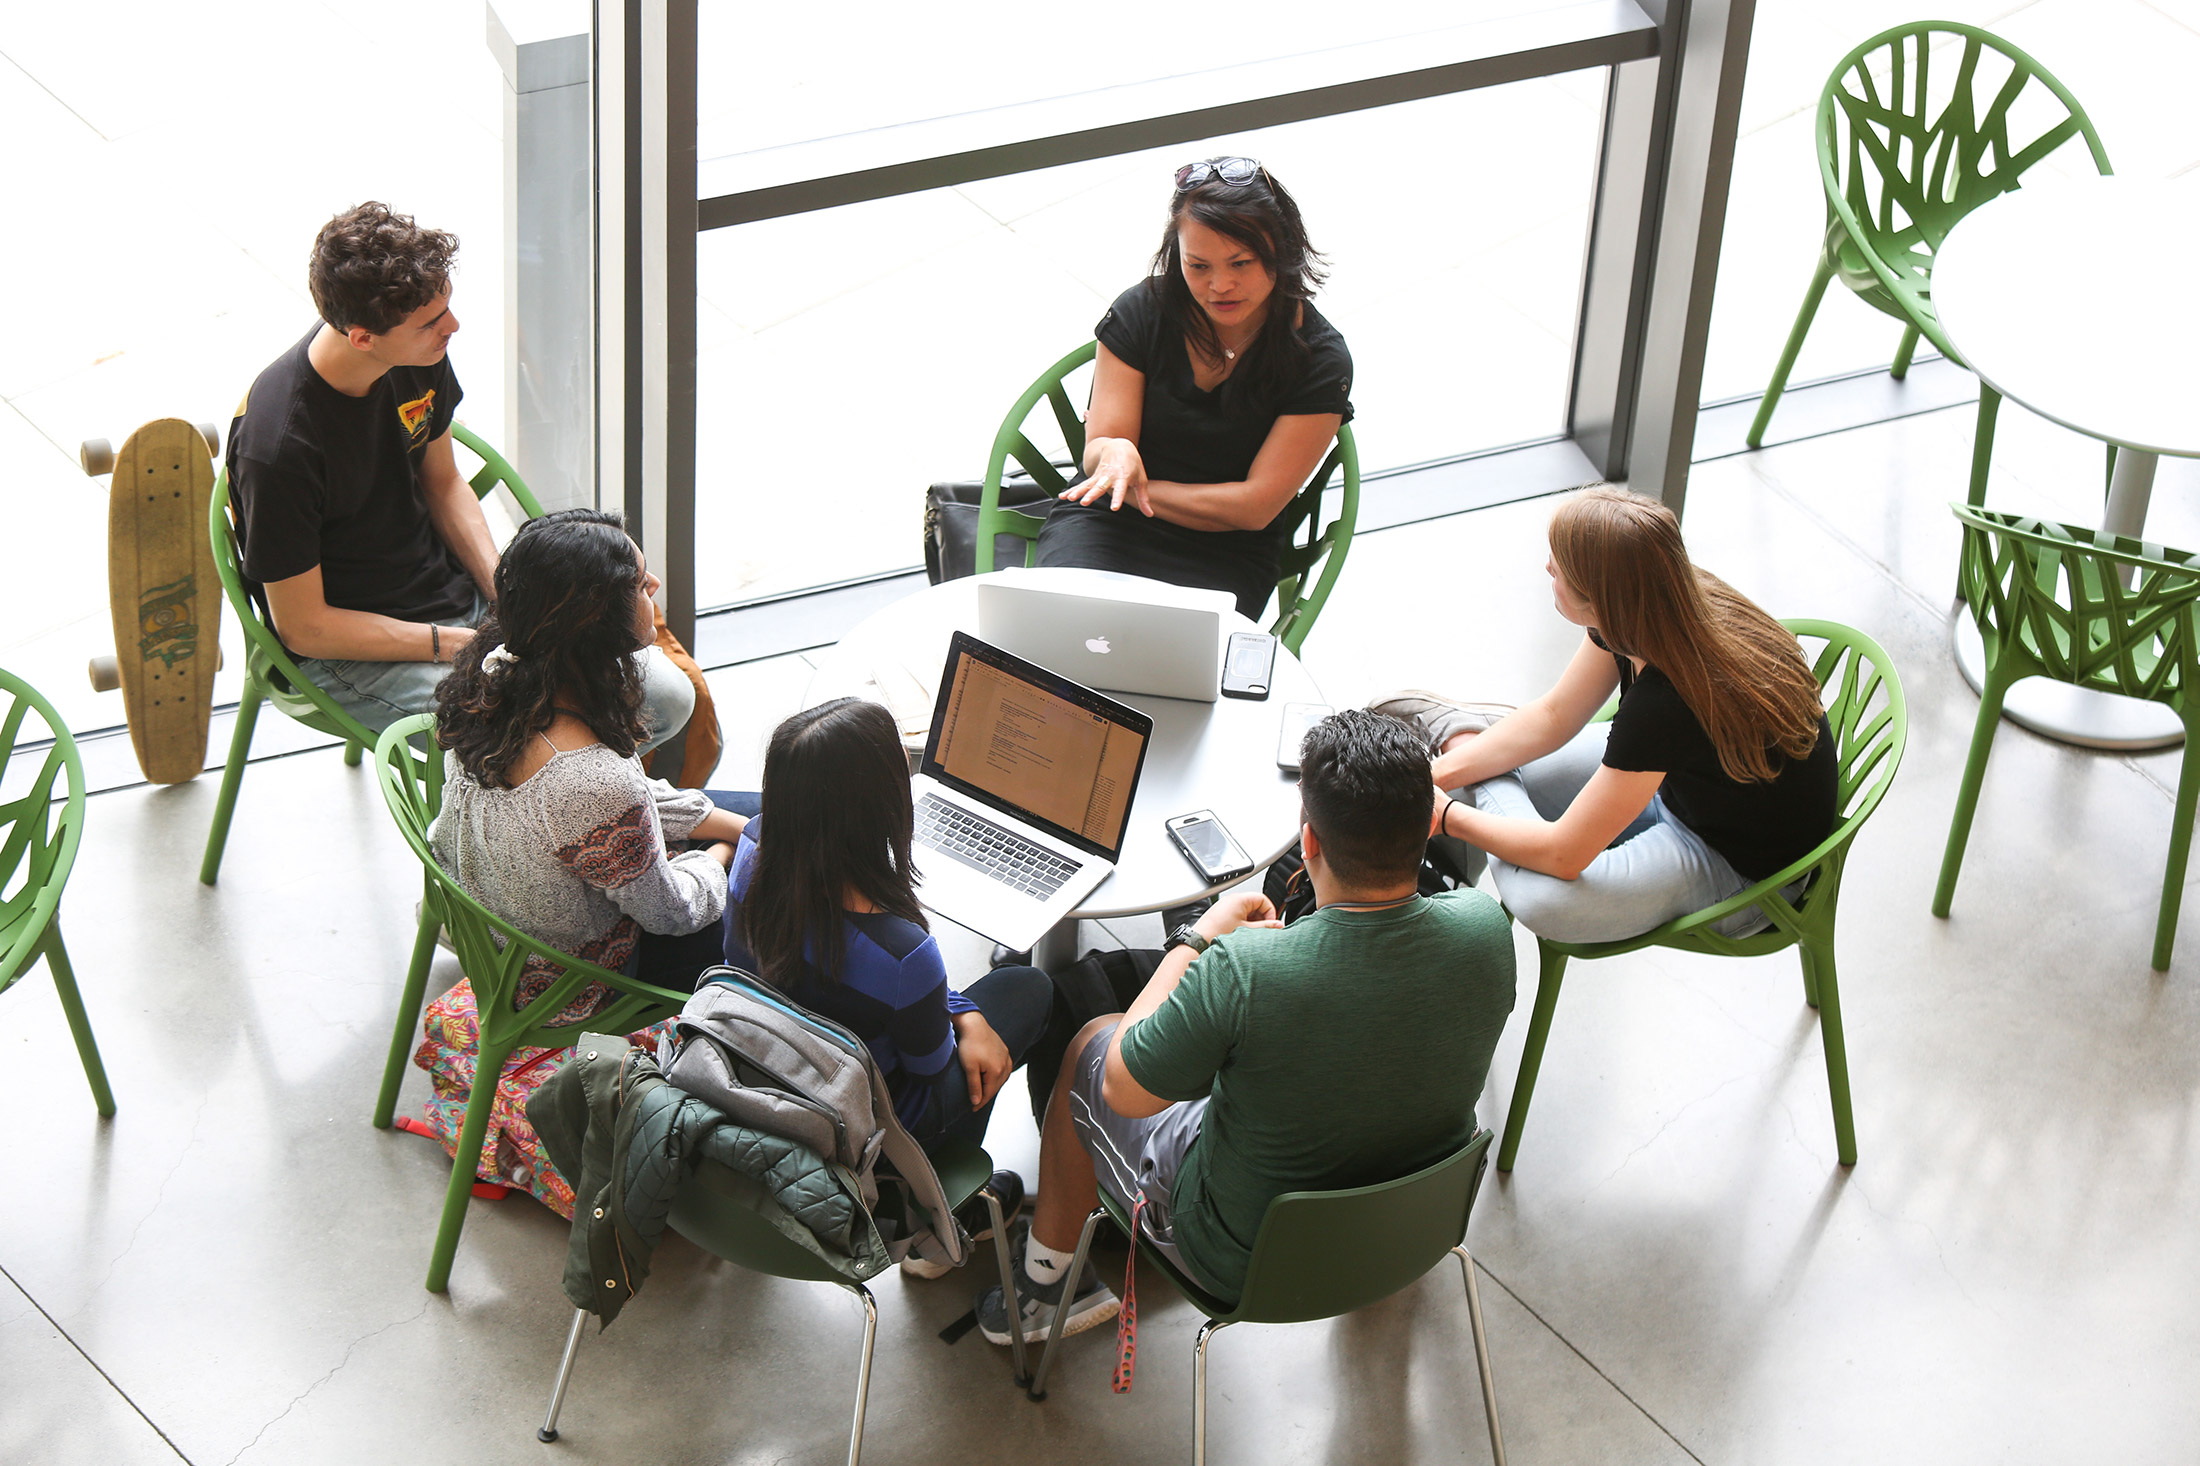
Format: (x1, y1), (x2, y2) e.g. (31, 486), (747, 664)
(295, 593), (696, 755)
(1470, 724), (1771, 945)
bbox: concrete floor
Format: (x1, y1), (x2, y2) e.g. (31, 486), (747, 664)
(10, 397), (2200, 1464)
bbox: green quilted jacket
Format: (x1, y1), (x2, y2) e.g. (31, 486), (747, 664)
(529, 1033), (892, 1325)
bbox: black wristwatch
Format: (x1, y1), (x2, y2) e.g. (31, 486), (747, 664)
(1165, 924), (1211, 956)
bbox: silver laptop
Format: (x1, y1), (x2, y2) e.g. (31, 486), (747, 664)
(976, 568), (1232, 702)
(911, 631), (1153, 952)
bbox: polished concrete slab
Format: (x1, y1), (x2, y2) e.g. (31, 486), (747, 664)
(12, 401), (2200, 1462)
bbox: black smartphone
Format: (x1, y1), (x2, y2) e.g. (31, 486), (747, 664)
(1221, 630), (1277, 700)
(1166, 810), (1255, 884)
(1275, 701), (1332, 772)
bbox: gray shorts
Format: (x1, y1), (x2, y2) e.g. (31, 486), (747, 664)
(1069, 1024), (1216, 1292)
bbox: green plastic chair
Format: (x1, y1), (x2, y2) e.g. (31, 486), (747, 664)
(1936, 507), (2200, 970)
(974, 341), (1361, 656)
(535, 1137), (1026, 1461)
(1027, 1130), (1506, 1466)
(200, 424), (543, 884)
(0, 670), (115, 1116)
(371, 711), (692, 1293)
(1498, 621), (1906, 1172)
(1746, 23), (2112, 508)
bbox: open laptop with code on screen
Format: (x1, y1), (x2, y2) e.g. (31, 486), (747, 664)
(910, 630), (1153, 951)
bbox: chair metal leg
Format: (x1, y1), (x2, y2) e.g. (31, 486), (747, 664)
(536, 1306), (588, 1442)
(1497, 944), (1569, 1171)
(41, 924), (115, 1116)
(375, 881), (444, 1129)
(981, 1188), (1029, 1385)
(1806, 938), (1857, 1166)
(845, 1284), (878, 1466)
(1799, 943), (1822, 1011)
(1889, 321), (1920, 379)
(343, 739), (364, 768)
(424, 1043), (510, 1291)
(1025, 1207), (1104, 1401)
(1746, 257), (1834, 448)
(1455, 1247), (1507, 1466)
(200, 678), (264, 884)
(1193, 1317), (1232, 1466)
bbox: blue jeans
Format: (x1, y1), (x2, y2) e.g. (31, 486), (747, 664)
(927, 963), (1055, 1151)
(1472, 725), (1770, 945)
(295, 592), (697, 755)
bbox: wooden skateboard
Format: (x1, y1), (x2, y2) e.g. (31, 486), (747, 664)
(81, 420), (222, 784)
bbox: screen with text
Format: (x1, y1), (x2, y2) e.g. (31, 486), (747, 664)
(935, 652), (1145, 850)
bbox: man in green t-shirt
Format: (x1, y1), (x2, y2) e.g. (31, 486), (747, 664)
(976, 710), (1517, 1348)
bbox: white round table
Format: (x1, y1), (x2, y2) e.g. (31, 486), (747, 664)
(804, 569), (1324, 965)
(1933, 176), (2200, 748)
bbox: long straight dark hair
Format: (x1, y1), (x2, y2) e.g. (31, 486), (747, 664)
(433, 509), (650, 787)
(740, 698), (926, 990)
(1147, 159), (1328, 409)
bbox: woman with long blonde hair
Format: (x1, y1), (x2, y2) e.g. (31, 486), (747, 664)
(1381, 485), (1834, 942)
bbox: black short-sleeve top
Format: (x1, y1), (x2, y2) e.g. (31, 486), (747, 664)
(1094, 281), (1354, 491)
(1599, 647), (1838, 882)
(225, 324), (473, 628)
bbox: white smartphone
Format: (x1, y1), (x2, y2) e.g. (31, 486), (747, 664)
(1275, 702), (1332, 772)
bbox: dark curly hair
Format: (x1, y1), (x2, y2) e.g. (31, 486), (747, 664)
(433, 510), (650, 788)
(740, 699), (926, 992)
(1148, 159), (1329, 409)
(308, 201), (458, 335)
(1298, 708), (1432, 886)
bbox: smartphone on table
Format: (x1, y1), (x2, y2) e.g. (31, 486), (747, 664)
(1275, 702), (1332, 772)
(1221, 631), (1277, 700)
(1167, 810), (1255, 884)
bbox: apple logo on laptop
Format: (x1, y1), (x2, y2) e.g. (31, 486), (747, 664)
(1086, 635), (1112, 655)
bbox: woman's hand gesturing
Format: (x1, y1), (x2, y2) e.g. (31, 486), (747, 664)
(1064, 438), (1152, 516)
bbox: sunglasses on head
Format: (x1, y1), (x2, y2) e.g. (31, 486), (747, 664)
(1173, 157), (1267, 192)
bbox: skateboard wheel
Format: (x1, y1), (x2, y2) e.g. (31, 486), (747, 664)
(88, 655), (120, 692)
(196, 422), (220, 456)
(80, 438), (114, 476)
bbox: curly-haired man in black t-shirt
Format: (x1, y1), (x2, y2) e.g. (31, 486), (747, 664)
(226, 201), (693, 745)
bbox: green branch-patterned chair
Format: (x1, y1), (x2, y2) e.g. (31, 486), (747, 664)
(1747, 23), (2111, 506)
(974, 341), (1360, 656)
(200, 424), (542, 884)
(1936, 507), (2200, 970)
(1499, 622), (1906, 1172)
(372, 711), (689, 1293)
(0, 670), (114, 1116)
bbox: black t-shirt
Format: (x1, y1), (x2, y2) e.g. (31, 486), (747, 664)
(1600, 654), (1837, 882)
(1094, 280), (1354, 486)
(226, 325), (473, 627)
(1033, 282), (1355, 618)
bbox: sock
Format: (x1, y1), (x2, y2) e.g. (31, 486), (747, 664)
(1023, 1233), (1076, 1286)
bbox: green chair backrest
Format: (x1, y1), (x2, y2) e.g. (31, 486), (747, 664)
(207, 422), (548, 741)
(1952, 505), (2200, 705)
(371, 713), (690, 1059)
(1219, 1129), (1491, 1326)
(1636, 620), (1906, 953)
(1818, 22), (2110, 358)
(0, 671), (85, 991)
(974, 342), (1360, 655)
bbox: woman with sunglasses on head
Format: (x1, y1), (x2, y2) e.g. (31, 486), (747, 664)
(1386, 486), (1835, 945)
(1032, 156), (1353, 619)
(403, 509), (758, 1215)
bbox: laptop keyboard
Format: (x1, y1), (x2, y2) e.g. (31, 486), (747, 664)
(916, 794), (1080, 899)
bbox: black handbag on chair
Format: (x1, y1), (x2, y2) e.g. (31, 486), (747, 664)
(921, 468), (1067, 584)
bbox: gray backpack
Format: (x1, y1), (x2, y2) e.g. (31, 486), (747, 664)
(664, 967), (969, 1269)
